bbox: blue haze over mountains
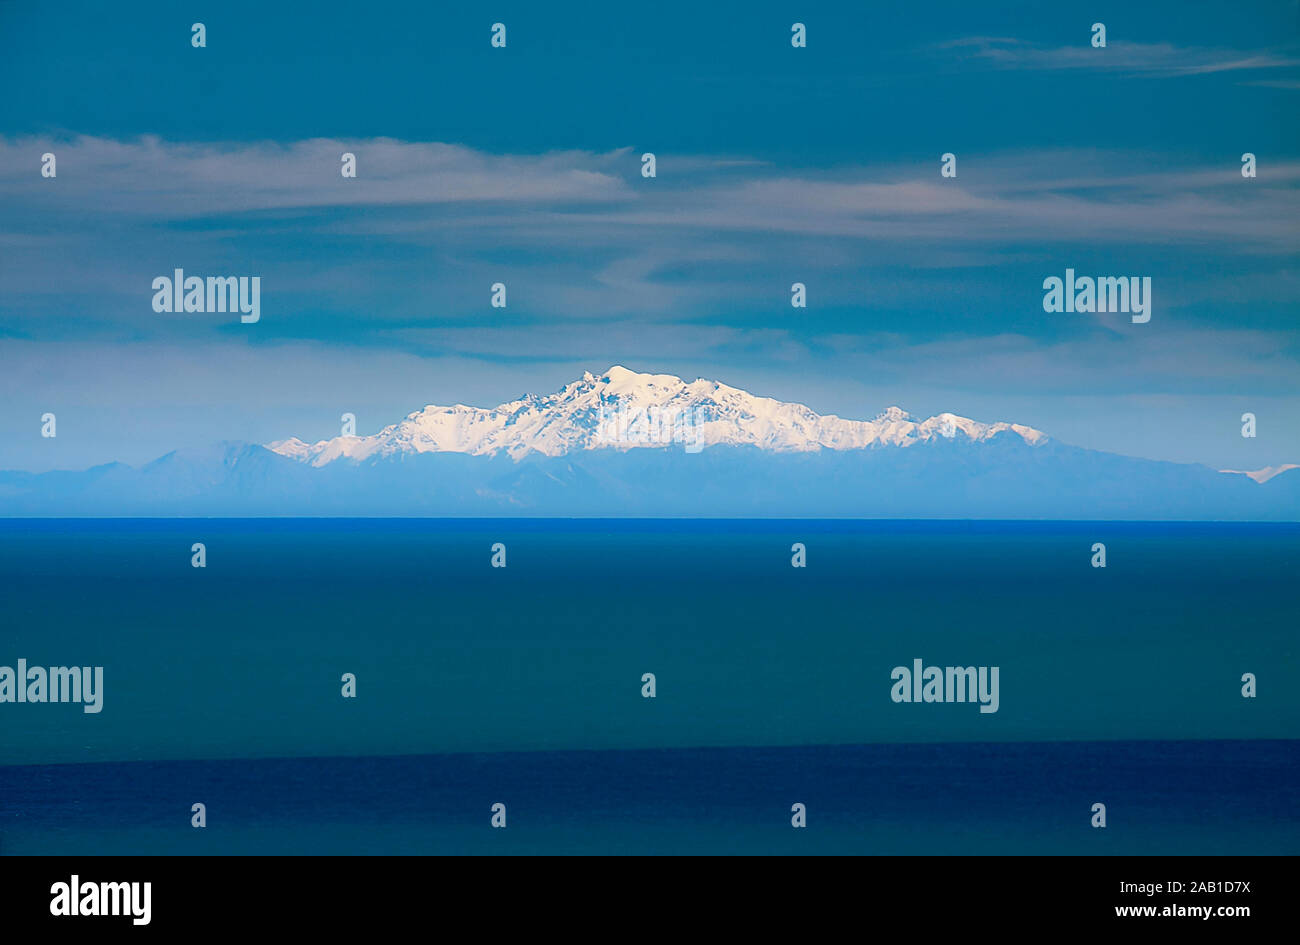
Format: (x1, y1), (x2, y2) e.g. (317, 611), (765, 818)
(1, 369), (1294, 519)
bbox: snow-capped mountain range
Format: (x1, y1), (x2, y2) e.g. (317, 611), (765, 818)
(2, 366), (1296, 519)
(269, 365), (1049, 465)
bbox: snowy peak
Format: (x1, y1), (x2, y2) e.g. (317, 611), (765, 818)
(1220, 464), (1300, 484)
(269, 366), (1050, 466)
(266, 436), (312, 461)
(874, 406), (914, 423)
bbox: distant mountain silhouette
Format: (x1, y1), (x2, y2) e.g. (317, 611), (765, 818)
(1, 368), (1295, 519)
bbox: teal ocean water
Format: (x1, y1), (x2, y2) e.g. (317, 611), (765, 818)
(0, 520), (1296, 854)
(2, 740), (1296, 855)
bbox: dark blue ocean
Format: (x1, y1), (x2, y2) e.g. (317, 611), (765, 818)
(1, 520), (1297, 854)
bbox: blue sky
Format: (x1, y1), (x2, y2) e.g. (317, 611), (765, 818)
(1, 0), (1298, 471)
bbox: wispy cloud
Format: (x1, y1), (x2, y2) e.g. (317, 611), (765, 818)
(0, 135), (1295, 352)
(2, 136), (1295, 246)
(0, 136), (633, 215)
(936, 36), (1300, 78)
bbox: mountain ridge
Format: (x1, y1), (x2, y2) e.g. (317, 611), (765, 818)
(1, 367), (1296, 519)
(268, 365), (1051, 465)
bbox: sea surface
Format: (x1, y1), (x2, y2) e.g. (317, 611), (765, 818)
(1, 519), (1296, 854)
